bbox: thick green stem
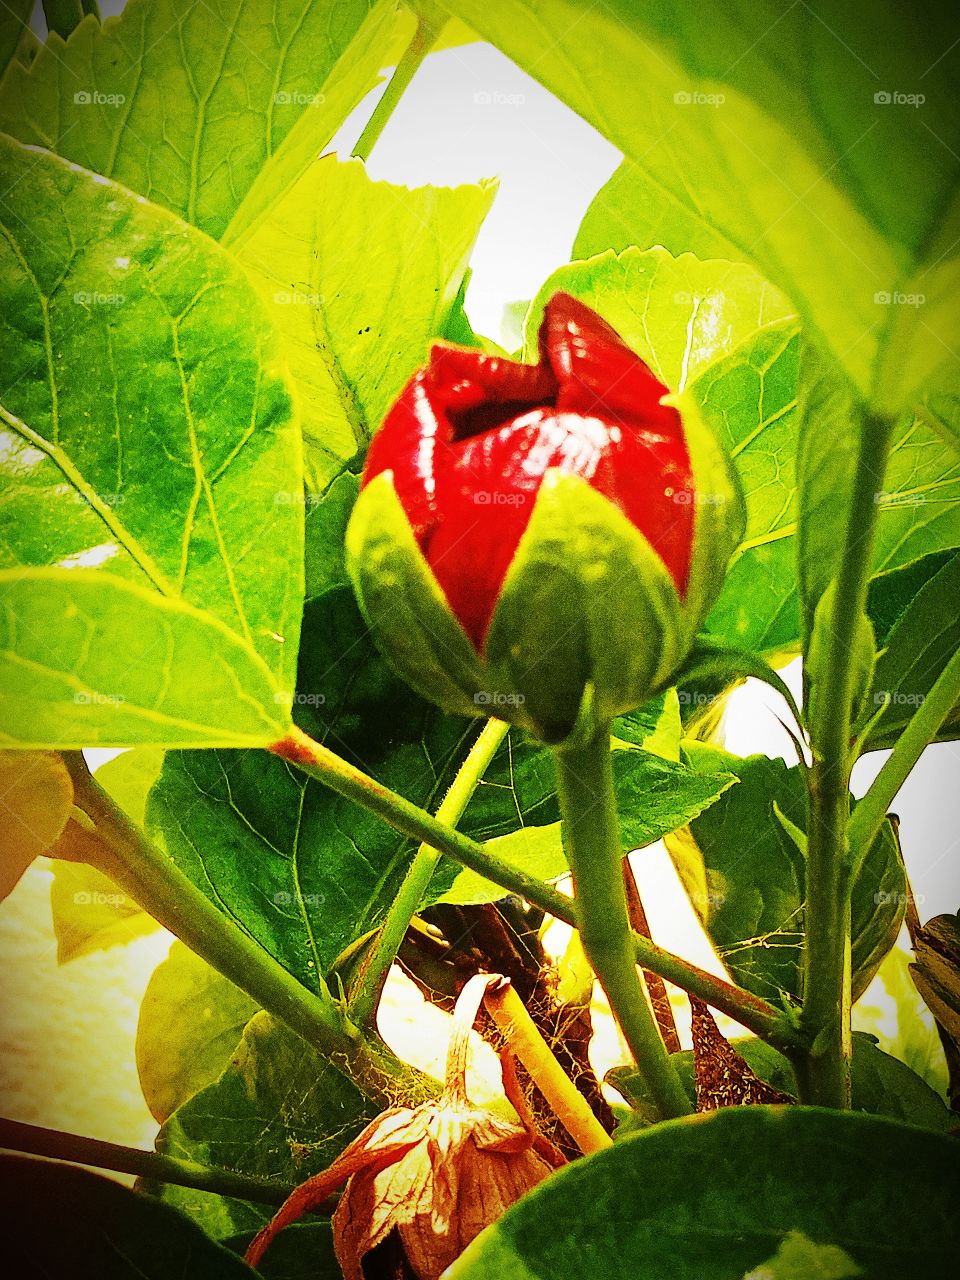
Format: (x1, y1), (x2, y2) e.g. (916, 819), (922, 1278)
(849, 646), (960, 867)
(351, 5), (445, 161)
(554, 729), (692, 1120)
(63, 755), (426, 1107)
(349, 718), (509, 1026)
(0, 1118), (312, 1209)
(271, 728), (801, 1050)
(800, 413), (893, 1108)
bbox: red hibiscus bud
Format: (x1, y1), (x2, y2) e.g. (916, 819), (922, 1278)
(347, 293), (743, 743)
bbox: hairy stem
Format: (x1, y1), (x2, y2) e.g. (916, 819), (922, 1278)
(351, 4), (445, 161)
(349, 718), (509, 1026)
(0, 1118), (321, 1209)
(63, 754), (427, 1107)
(554, 729), (692, 1120)
(800, 412), (893, 1108)
(271, 727), (801, 1049)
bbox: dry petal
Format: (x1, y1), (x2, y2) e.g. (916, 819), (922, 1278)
(245, 974), (563, 1279)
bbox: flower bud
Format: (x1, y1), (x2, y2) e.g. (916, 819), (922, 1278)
(347, 293), (744, 743)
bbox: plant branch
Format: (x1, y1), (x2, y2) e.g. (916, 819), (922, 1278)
(270, 727), (802, 1050)
(351, 4), (446, 161)
(62, 754), (426, 1108)
(554, 728), (692, 1120)
(483, 980), (611, 1154)
(799, 412), (894, 1108)
(349, 718), (509, 1026)
(848, 646), (960, 870)
(0, 1118), (329, 1211)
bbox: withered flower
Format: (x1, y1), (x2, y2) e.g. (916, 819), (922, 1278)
(246, 975), (563, 1278)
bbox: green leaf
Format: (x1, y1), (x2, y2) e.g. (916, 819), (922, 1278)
(152, 1012), (375, 1245)
(746, 1232), (862, 1280)
(469, 0), (960, 415)
(231, 156), (496, 484)
(0, 134), (303, 744)
(0, 0), (31, 78)
(0, 748), (72, 898)
(449, 1108), (960, 1280)
(525, 248), (796, 389)
(863, 550), (960, 746)
(0, 0), (396, 240)
(0, 570), (290, 747)
(1, 1153), (258, 1277)
(668, 746), (906, 1004)
(612, 1031), (954, 1135)
(137, 942), (259, 1123)
(692, 332), (960, 654)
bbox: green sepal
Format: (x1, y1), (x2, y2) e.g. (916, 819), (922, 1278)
(484, 472), (685, 742)
(345, 473), (486, 718)
(664, 386), (746, 638)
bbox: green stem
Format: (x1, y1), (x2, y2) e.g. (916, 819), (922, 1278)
(271, 727), (801, 1050)
(351, 5), (445, 162)
(554, 728), (692, 1120)
(349, 718), (509, 1026)
(849, 645), (960, 868)
(800, 412), (894, 1108)
(0, 1118), (315, 1210)
(63, 755), (425, 1108)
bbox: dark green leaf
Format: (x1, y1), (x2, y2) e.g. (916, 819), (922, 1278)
(0, 0), (31, 78)
(0, 1153), (257, 1277)
(447, 1108), (960, 1279)
(152, 1012), (375, 1244)
(863, 551), (960, 746)
(669, 746), (906, 1003)
(612, 1032), (954, 1135)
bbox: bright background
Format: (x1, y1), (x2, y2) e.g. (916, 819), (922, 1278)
(2, 10), (957, 1156)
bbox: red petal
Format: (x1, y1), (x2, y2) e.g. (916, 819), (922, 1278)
(541, 292), (681, 434)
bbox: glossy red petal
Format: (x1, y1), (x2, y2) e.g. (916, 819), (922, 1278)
(540, 292), (681, 434)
